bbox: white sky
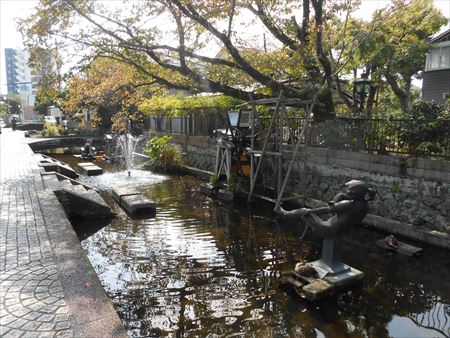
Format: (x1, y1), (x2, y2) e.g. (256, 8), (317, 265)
(0, 0), (449, 94)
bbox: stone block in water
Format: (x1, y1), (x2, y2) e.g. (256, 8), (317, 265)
(217, 189), (234, 202)
(112, 187), (140, 203)
(76, 162), (103, 176)
(199, 183), (217, 197)
(121, 194), (156, 215)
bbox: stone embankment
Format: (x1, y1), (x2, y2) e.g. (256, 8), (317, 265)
(0, 128), (127, 337)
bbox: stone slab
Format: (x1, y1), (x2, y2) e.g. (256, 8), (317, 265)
(77, 163), (103, 176)
(288, 266), (364, 301)
(112, 187), (140, 203)
(121, 194), (156, 214)
(77, 162), (95, 167)
(376, 239), (423, 256)
(39, 160), (78, 179)
(41, 173), (61, 192)
(57, 164), (78, 179)
(59, 188), (113, 218)
(39, 162), (58, 171)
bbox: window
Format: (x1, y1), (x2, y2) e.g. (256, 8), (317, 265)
(440, 46), (450, 69)
(426, 45), (450, 70)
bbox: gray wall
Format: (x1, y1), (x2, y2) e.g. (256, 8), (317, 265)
(422, 69), (450, 103)
(167, 134), (450, 234)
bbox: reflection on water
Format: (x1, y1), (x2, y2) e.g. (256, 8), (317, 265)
(76, 174), (449, 338)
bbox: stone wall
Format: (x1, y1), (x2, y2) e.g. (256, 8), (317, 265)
(169, 134), (217, 172)
(166, 133), (450, 234)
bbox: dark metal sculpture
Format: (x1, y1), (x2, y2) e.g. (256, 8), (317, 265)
(81, 138), (95, 160)
(276, 180), (376, 276)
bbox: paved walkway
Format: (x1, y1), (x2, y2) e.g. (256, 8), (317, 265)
(0, 128), (127, 337)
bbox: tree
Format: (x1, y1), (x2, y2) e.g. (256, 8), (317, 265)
(0, 94), (22, 115)
(61, 57), (157, 131)
(350, 0), (447, 113)
(19, 0), (446, 120)
(20, 0), (376, 119)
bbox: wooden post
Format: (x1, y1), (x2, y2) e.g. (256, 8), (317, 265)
(277, 103), (285, 197)
(214, 146), (221, 178)
(226, 146), (232, 181)
(275, 94), (318, 210)
(249, 93), (257, 197)
(248, 91), (283, 202)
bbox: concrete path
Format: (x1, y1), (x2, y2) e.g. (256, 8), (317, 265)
(0, 128), (127, 337)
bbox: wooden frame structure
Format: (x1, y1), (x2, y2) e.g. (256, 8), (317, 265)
(213, 92), (314, 204)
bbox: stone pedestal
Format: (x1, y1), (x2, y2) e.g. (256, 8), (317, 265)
(310, 238), (350, 277)
(288, 237), (364, 301)
(288, 266), (364, 301)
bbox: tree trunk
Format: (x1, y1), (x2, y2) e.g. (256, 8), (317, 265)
(384, 69), (410, 113)
(366, 85), (377, 118)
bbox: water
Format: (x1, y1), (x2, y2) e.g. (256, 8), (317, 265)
(116, 132), (144, 175)
(56, 156), (450, 338)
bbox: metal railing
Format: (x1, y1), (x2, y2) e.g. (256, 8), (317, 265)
(144, 115), (450, 158)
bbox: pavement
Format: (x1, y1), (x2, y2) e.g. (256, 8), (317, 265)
(0, 128), (128, 338)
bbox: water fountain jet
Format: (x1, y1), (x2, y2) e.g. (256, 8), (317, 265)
(113, 119), (144, 176)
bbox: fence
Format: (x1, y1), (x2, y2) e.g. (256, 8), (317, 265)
(144, 114), (450, 158)
(144, 113), (227, 136)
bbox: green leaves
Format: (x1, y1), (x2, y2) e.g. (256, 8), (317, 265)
(144, 135), (184, 171)
(138, 94), (242, 116)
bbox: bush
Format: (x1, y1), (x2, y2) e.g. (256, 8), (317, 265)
(316, 119), (364, 150)
(144, 135), (184, 172)
(41, 123), (60, 137)
(400, 101), (450, 157)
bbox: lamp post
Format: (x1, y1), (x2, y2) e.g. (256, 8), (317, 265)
(353, 73), (372, 116)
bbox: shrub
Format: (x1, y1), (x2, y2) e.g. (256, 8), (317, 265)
(41, 123), (60, 137)
(227, 175), (241, 192)
(144, 135), (184, 172)
(400, 101), (450, 157)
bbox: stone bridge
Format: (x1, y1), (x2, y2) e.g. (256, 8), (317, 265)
(27, 136), (104, 151)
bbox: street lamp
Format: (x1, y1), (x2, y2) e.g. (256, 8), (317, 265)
(353, 72), (372, 114)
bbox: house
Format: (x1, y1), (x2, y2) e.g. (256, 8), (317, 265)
(422, 28), (450, 103)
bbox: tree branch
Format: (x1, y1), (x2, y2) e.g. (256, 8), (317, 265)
(246, 2), (297, 51)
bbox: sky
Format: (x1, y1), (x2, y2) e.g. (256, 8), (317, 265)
(0, 0), (449, 94)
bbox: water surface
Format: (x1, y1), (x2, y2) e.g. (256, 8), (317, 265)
(57, 155), (449, 338)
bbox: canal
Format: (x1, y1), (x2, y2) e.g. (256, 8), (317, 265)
(56, 155), (450, 337)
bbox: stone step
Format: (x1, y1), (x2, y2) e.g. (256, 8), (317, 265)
(121, 194), (156, 215)
(59, 179), (87, 193)
(59, 179), (73, 189)
(59, 188), (112, 218)
(76, 162), (103, 176)
(112, 187), (139, 203)
(41, 173), (61, 192)
(39, 159), (78, 179)
(71, 183), (88, 193)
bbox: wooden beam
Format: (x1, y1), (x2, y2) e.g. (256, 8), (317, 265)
(248, 91), (283, 202)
